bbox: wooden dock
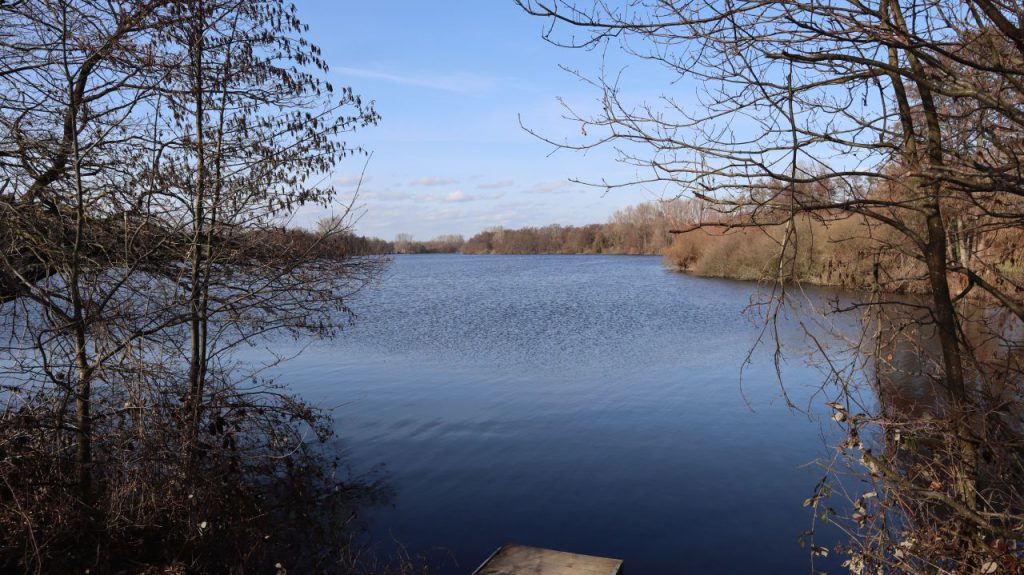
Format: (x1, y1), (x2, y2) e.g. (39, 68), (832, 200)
(472, 544), (623, 575)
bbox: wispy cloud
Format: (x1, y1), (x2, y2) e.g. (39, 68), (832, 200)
(477, 179), (514, 190)
(362, 190), (412, 202)
(529, 180), (573, 194)
(336, 66), (501, 94)
(410, 176), (458, 187)
(415, 190), (503, 204)
(333, 174), (370, 187)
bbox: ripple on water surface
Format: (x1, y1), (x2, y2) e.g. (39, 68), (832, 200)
(263, 255), (850, 574)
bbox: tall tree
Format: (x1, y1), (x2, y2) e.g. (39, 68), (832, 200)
(0, 0), (384, 570)
(153, 0), (379, 476)
(1, 0), (178, 499)
(516, 0), (1024, 571)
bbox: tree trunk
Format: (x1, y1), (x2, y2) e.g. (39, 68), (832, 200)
(185, 2), (208, 477)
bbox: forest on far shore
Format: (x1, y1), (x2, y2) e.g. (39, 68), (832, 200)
(368, 187), (1022, 296)
(385, 200), (683, 256)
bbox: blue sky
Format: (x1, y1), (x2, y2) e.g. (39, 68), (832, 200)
(290, 0), (681, 241)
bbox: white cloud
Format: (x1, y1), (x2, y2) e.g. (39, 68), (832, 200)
(529, 180), (573, 194)
(362, 190), (412, 202)
(477, 179), (514, 190)
(410, 176), (458, 187)
(333, 174), (370, 187)
(414, 190), (504, 204)
(335, 66), (502, 94)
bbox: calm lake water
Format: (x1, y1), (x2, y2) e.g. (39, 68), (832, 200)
(268, 254), (859, 573)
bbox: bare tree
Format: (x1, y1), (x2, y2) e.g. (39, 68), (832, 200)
(393, 232), (415, 253)
(516, 0), (1024, 571)
(0, 0), (181, 501)
(150, 0), (381, 478)
(0, 0), (387, 571)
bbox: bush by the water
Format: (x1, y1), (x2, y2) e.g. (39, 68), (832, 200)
(665, 211), (1024, 296)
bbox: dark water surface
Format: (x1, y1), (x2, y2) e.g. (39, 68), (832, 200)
(267, 255), (855, 573)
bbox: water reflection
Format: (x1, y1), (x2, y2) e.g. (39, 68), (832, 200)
(253, 255), (1023, 573)
(262, 255), (863, 573)
(866, 299), (1023, 422)
(818, 295), (1024, 572)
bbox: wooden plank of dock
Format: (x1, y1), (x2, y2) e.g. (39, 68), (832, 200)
(472, 544), (623, 575)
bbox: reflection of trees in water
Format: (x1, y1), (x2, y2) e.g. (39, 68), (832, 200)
(868, 302), (946, 420)
(827, 301), (1024, 573)
(872, 301), (1023, 423)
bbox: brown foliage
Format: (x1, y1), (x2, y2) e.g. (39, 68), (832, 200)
(461, 201), (682, 255)
(665, 214), (931, 292)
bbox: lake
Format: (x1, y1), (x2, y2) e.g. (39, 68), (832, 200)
(266, 254), (859, 573)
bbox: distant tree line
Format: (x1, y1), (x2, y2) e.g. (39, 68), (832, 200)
(379, 187), (1019, 300)
(379, 200), (702, 256)
(462, 201), (681, 255)
(391, 232), (466, 254)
